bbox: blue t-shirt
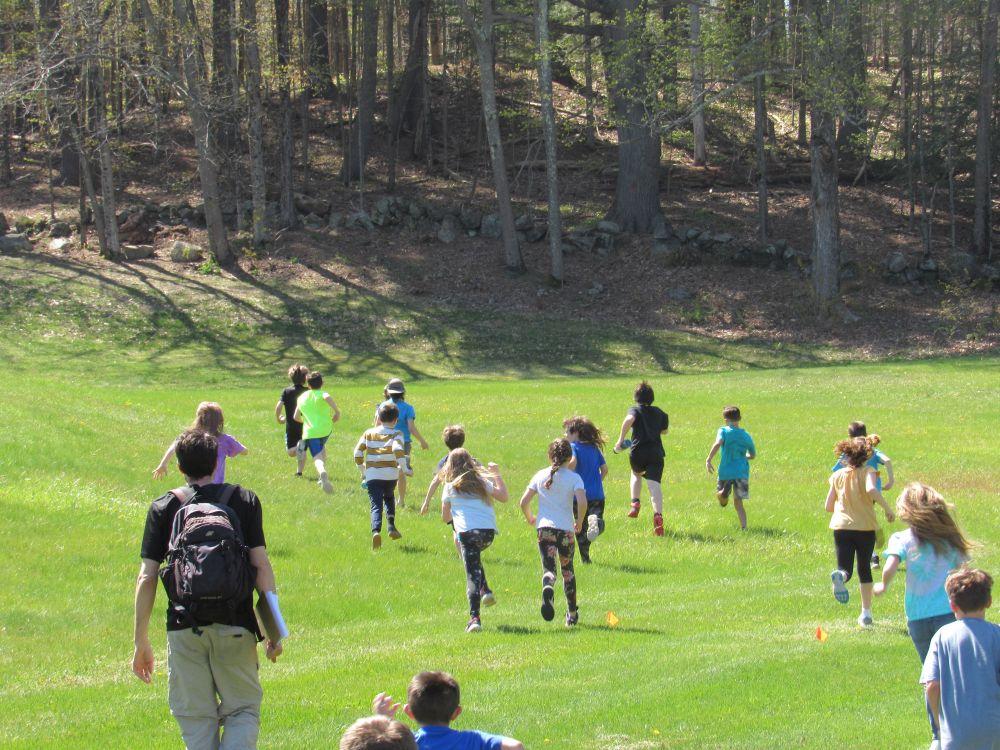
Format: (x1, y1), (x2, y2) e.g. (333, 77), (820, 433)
(831, 449), (888, 490)
(884, 529), (967, 622)
(717, 425), (755, 481)
(571, 441), (606, 500)
(378, 398), (416, 442)
(920, 618), (1000, 750)
(414, 725), (506, 750)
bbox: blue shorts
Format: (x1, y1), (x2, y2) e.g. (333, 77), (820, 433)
(305, 435), (329, 457)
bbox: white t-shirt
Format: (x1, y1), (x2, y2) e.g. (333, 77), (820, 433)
(442, 479), (497, 533)
(528, 467), (584, 531)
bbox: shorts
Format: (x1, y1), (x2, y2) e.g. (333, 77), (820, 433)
(629, 444), (664, 483)
(717, 479), (749, 500)
(305, 435), (329, 457)
(285, 423), (304, 449)
(402, 441), (412, 471)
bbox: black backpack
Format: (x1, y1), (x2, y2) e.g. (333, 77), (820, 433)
(159, 484), (256, 633)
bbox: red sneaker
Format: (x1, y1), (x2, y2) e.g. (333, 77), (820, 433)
(627, 501), (641, 518)
(653, 513), (664, 536)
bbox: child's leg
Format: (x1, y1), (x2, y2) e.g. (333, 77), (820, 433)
(537, 529), (558, 620)
(385, 481), (398, 534)
(459, 530), (494, 617)
(574, 502), (589, 558)
(833, 531), (857, 581)
(733, 498), (748, 529)
(369, 483), (384, 534)
(646, 479), (663, 515)
(556, 531), (578, 612)
(630, 472), (643, 502)
(397, 474), (407, 506)
(296, 442), (307, 475)
(856, 532), (877, 612)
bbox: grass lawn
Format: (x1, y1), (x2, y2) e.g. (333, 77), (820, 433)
(0, 349), (997, 748)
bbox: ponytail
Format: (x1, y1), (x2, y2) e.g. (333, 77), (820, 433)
(544, 438), (573, 489)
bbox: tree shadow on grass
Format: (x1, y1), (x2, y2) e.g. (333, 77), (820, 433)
(576, 623), (665, 636)
(602, 563), (663, 575)
(743, 526), (789, 539)
(661, 528), (734, 545)
(396, 543), (432, 555)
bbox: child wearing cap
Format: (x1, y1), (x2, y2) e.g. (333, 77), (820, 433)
(376, 378), (429, 508)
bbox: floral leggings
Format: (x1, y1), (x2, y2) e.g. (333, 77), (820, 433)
(537, 528), (577, 612)
(457, 529), (495, 617)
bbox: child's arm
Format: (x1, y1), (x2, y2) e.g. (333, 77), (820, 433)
(872, 554), (900, 596)
(600, 462), (609, 479)
(323, 395), (340, 423)
(574, 489), (587, 534)
(746, 436), (756, 460)
(488, 463), (509, 502)
(614, 414), (635, 451)
(152, 441), (177, 479)
(866, 471), (895, 522)
(371, 692), (400, 719)
(924, 681), (941, 727)
(519, 488), (537, 525)
(420, 476), (442, 515)
(274, 400), (284, 424)
(881, 457), (894, 491)
(441, 500), (453, 525)
(353, 434), (367, 475)
(500, 740), (525, 750)
(293, 405), (304, 424)
(824, 483), (837, 513)
(408, 418), (429, 450)
(705, 439), (722, 475)
(567, 455), (578, 471)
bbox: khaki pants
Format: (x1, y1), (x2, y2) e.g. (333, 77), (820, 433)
(167, 625), (262, 750)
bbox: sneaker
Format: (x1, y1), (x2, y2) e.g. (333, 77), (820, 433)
(565, 610), (579, 627)
(858, 612), (873, 628)
(627, 500), (640, 518)
(717, 489), (729, 508)
(831, 569), (849, 604)
(579, 547), (591, 564)
(295, 471), (303, 477)
(871, 554), (880, 569)
(360, 479), (368, 490)
(653, 513), (664, 536)
(465, 616), (482, 633)
(540, 585), (555, 622)
(372, 532), (382, 550)
(388, 526), (402, 540)
(319, 472), (333, 494)
(481, 589), (497, 607)
(586, 514), (601, 542)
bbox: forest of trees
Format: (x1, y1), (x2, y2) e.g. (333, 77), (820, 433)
(0, 0), (997, 313)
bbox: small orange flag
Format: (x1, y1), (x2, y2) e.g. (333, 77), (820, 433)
(816, 626), (828, 642)
(606, 611), (620, 628)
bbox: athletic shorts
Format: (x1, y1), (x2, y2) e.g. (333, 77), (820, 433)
(305, 435), (329, 457)
(717, 479), (749, 500)
(629, 444), (664, 483)
(285, 423), (303, 449)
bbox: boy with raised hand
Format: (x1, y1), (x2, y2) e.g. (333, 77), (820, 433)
(294, 370), (340, 494)
(373, 671), (524, 750)
(355, 402), (412, 550)
(705, 405), (757, 530)
(920, 567), (1000, 750)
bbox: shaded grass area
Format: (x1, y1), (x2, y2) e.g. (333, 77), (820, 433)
(1, 252), (849, 385)
(0, 353), (997, 748)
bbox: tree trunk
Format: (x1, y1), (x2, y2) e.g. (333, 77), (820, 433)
(386, 0), (398, 190)
(536, 0), (562, 282)
(306, 0), (332, 95)
(392, 0), (430, 154)
(275, 0), (297, 227)
(753, 0), (768, 240)
(605, 0), (666, 234)
(901, 0), (914, 226)
(689, 1), (706, 165)
(341, 0), (378, 182)
(972, 0), (998, 260)
(93, 59), (121, 259)
(241, 0), (270, 247)
(836, 0), (866, 151)
(456, 0), (524, 272)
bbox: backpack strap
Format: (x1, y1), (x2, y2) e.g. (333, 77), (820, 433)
(170, 486), (196, 505)
(215, 484), (240, 507)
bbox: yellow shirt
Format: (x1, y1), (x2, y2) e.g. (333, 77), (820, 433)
(829, 466), (878, 531)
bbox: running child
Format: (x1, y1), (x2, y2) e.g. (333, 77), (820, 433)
(520, 438), (587, 626)
(614, 381), (669, 536)
(564, 416), (608, 563)
(294, 371), (341, 494)
(355, 402), (411, 550)
(874, 482), (974, 745)
(275, 364), (309, 476)
(152, 401), (247, 484)
(376, 378), (429, 508)
(439, 448), (509, 632)
(832, 421), (893, 567)
(825, 436), (896, 627)
(420, 425), (471, 558)
(705, 406), (756, 530)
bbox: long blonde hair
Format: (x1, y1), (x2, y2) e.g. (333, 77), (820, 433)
(439, 448), (492, 503)
(191, 401), (224, 436)
(897, 482), (975, 556)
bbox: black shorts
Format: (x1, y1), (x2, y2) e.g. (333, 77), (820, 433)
(285, 423), (303, 449)
(629, 444), (664, 483)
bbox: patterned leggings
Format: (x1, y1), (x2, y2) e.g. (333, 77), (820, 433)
(537, 528), (577, 612)
(457, 529), (495, 617)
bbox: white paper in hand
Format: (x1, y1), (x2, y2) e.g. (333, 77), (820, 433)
(256, 591), (290, 641)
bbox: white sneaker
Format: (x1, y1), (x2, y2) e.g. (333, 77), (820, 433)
(586, 514), (601, 542)
(858, 612), (873, 628)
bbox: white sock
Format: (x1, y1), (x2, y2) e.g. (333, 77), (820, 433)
(861, 608), (872, 618)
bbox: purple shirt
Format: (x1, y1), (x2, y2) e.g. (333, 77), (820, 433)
(213, 433), (246, 483)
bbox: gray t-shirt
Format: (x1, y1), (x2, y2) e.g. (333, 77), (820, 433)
(920, 618), (1000, 750)
(528, 467), (584, 531)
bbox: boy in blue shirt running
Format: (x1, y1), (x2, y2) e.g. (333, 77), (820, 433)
(377, 378), (429, 508)
(705, 406), (756, 530)
(373, 671), (523, 750)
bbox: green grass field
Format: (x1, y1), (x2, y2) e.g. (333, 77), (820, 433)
(0, 256), (997, 749)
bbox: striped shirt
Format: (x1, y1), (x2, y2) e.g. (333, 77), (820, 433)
(354, 426), (406, 481)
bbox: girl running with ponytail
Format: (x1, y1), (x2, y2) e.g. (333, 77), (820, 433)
(520, 439), (587, 626)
